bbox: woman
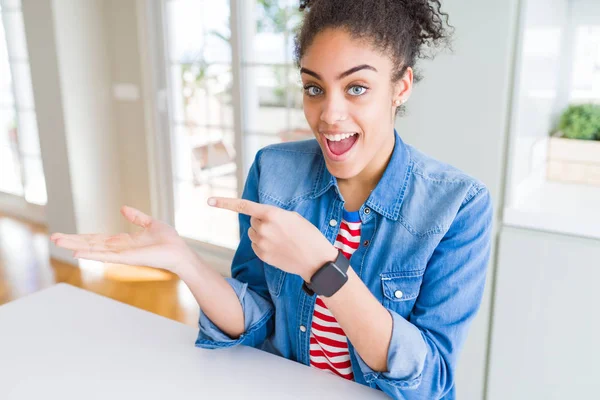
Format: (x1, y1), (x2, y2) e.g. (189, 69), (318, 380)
(52, 1), (493, 398)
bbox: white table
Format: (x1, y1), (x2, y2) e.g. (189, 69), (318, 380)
(0, 284), (387, 399)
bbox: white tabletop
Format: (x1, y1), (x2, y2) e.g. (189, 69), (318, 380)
(0, 283), (386, 399)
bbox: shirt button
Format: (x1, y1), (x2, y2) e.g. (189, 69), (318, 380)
(364, 207), (371, 214)
(394, 290), (403, 299)
(363, 240), (370, 247)
(329, 219), (338, 227)
(300, 325), (307, 333)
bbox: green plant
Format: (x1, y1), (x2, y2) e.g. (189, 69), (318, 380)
(556, 104), (600, 141)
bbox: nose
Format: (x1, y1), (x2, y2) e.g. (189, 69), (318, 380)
(320, 93), (347, 125)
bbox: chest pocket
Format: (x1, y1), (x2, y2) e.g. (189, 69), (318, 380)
(380, 270), (425, 318)
(264, 264), (286, 298)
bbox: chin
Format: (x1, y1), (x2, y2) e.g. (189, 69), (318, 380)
(324, 161), (362, 181)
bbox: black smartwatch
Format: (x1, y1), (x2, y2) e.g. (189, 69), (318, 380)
(302, 249), (350, 297)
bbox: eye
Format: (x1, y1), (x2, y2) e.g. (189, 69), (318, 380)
(304, 85), (323, 97)
(347, 85), (368, 96)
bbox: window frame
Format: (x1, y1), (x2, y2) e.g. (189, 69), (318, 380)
(0, 0), (46, 223)
(140, 0), (306, 272)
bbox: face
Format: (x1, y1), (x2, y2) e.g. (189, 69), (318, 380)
(300, 28), (412, 182)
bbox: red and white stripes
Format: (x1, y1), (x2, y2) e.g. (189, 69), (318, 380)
(334, 220), (361, 259)
(309, 297), (354, 380)
(309, 216), (361, 381)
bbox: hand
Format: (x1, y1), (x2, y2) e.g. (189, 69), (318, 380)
(208, 197), (337, 282)
(50, 206), (198, 276)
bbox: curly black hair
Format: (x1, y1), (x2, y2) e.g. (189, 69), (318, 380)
(294, 0), (453, 112)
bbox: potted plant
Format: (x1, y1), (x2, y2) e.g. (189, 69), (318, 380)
(547, 104), (600, 186)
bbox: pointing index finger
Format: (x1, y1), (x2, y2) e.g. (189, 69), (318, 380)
(208, 197), (272, 218)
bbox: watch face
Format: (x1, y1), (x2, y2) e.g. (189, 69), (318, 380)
(311, 263), (349, 297)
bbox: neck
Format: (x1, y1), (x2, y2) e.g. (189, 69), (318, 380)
(339, 129), (396, 191)
(336, 129), (396, 211)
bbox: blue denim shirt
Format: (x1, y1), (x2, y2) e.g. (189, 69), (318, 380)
(196, 130), (493, 399)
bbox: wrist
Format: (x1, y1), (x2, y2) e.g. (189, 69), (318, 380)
(175, 248), (207, 282)
(302, 247), (350, 298)
(302, 245), (338, 282)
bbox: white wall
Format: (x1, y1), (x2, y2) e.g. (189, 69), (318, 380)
(395, 0), (520, 399)
(488, 226), (600, 399)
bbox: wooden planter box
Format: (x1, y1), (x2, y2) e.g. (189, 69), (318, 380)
(547, 136), (600, 186)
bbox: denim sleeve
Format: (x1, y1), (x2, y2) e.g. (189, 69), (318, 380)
(195, 150), (275, 350)
(356, 185), (493, 399)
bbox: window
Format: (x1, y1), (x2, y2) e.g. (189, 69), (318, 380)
(502, 0), (600, 240)
(0, 0), (47, 205)
(160, 0), (310, 249)
(570, 26), (600, 103)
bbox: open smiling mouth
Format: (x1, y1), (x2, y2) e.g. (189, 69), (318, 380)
(322, 132), (359, 159)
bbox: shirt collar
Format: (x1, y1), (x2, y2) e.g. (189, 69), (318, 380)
(312, 129), (412, 221)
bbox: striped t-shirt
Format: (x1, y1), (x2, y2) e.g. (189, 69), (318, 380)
(309, 209), (361, 380)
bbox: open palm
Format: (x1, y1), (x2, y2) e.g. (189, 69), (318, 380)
(50, 206), (191, 273)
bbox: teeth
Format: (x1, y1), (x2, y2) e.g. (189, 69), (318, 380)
(323, 132), (357, 142)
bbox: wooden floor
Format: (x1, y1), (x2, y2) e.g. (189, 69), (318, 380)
(0, 213), (200, 327)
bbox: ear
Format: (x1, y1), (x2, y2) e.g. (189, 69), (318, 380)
(393, 67), (413, 106)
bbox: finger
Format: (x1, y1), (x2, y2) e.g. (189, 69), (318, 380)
(250, 217), (272, 242)
(251, 242), (265, 261)
(51, 232), (91, 243)
(53, 233), (112, 243)
(121, 205), (153, 228)
(250, 217), (262, 231)
(103, 233), (136, 250)
(74, 248), (142, 265)
(54, 233), (134, 252)
(208, 197), (273, 218)
(73, 250), (123, 264)
(248, 226), (258, 243)
(53, 234), (113, 251)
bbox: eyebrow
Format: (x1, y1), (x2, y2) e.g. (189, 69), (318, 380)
(300, 64), (378, 81)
